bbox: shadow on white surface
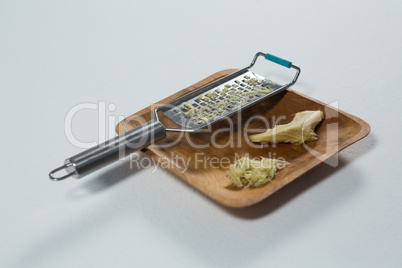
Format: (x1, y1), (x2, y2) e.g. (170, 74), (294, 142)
(135, 136), (376, 267)
(155, 135), (377, 266)
(65, 153), (147, 199)
(11, 135), (375, 268)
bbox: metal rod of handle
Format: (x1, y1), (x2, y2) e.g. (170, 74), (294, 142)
(247, 52), (300, 87)
(49, 120), (166, 181)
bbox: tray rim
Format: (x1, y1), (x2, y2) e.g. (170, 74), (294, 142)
(116, 69), (371, 208)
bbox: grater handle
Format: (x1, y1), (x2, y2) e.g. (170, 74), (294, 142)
(249, 52), (300, 87)
(264, 53), (292, 68)
(49, 120), (166, 180)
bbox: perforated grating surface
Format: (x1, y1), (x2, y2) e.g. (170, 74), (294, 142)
(162, 70), (283, 129)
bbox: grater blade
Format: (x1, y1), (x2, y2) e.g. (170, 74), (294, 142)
(159, 70), (284, 130)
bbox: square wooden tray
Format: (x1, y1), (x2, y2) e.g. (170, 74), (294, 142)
(116, 69), (370, 208)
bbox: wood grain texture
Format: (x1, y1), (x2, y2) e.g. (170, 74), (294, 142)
(116, 69), (371, 208)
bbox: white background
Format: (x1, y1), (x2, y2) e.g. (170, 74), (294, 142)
(1, 0), (401, 267)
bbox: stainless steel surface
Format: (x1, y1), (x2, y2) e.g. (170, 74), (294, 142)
(156, 53), (300, 132)
(160, 70), (282, 129)
(49, 163), (75, 181)
(49, 120), (166, 180)
(49, 52), (300, 181)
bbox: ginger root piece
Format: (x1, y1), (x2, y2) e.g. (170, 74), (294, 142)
(249, 110), (324, 144)
(227, 157), (288, 188)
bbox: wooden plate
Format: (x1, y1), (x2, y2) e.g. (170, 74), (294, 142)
(116, 69), (370, 208)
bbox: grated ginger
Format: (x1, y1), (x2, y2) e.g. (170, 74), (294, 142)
(249, 110), (324, 144)
(227, 157), (288, 188)
(184, 108), (195, 117)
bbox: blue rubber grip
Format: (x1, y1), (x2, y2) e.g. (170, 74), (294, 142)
(264, 53), (292, 68)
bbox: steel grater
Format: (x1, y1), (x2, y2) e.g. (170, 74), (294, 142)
(49, 52), (300, 181)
